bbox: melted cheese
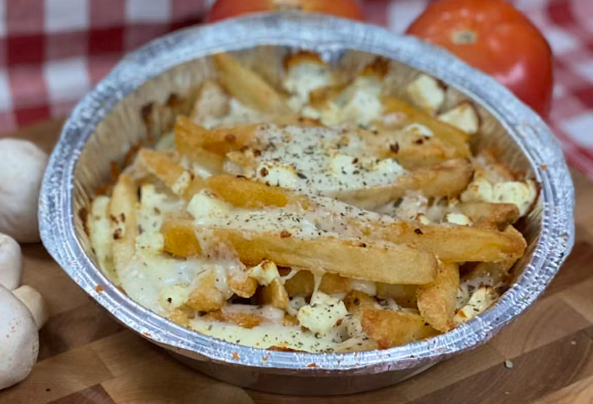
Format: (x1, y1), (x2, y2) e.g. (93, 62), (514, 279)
(247, 125), (406, 195)
(284, 61), (335, 111)
(187, 192), (322, 239)
(88, 196), (118, 284)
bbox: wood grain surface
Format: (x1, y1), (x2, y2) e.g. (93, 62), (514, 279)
(2, 120), (592, 404)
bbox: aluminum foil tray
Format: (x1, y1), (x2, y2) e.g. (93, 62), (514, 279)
(39, 13), (574, 396)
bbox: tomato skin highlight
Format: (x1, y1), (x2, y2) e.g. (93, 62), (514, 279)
(406, 0), (553, 118)
(206, 0), (365, 23)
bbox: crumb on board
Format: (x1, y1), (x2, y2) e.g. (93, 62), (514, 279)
(504, 360), (513, 369)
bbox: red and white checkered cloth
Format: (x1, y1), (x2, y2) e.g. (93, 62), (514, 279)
(2, 0), (593, 177)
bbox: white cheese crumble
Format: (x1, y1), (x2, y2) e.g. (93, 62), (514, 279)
(297, 292), (348, 334)
(246, 125), (406, 195)
(248, 260), (281, 286)
(446, 213), (473, 226)
(406, 75), (445, 114)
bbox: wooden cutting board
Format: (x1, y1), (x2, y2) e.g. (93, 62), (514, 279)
(2, 120), (593, 404)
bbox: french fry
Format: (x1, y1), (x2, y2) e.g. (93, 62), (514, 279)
(161, 218), (438, 285)
(228, 273), (258, 299)
(204, 309), (264, 329)
(333, 158), (473, 209)
(175, 116), (258, 155)
(212, 53), (292, 115)
(137, 149), (185, 188)
(376, 283), (418, 308)
(343, 290), (377, 315)
(258, 279), (290, 311)
(360, 308), (439, 349)
(186, 270), (225, 313)
(371, 128), (462, 169)
(361, 220), (527, 263)
(109, 175), (138, 277)
(284, 271), (351, 297)
(184, 174), (525, 263)
(205, 174), (311, 209)
(417, 262), (459, 332)
(458, 202), (520, 229)
(382, 95), (471, 159)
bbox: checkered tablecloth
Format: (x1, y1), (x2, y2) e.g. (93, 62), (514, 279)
(2, 0), (593, 176)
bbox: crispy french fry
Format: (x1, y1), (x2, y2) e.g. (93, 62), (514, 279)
(175, 116), (258, 155)
(382, 95), (471, 158)
(333, 158), (473, 209)
(376, 283), (418, 308)
(361, 220), (527, 263)
(343, 290), (377, 315)
(138, 149), (185, 187)
(109, 175), (138, 276)
(459, 202), (520, 229)
(258, 279), (290, 311)
(184, 174), (524, 263)
(228, 274), (258, 299)
(161, 218), (438, 285)
(417, 262), (459, 332)
(284, 271), (351, 297)
(205, 174), (311, 210)
(204, 309), (264, 329)
(372, 128), (462, 169)
(168, 305), (194, 327)
(212, 53), (292, 115)
(186, 270), (225, 313)
(360, 308), (438, 349)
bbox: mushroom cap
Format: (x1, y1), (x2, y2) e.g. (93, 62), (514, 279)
(0, 233), (22, 290)
(0, 139), (49, 243)
(0, 285), (39, 390)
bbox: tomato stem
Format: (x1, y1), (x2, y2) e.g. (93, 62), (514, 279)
(452, 31), (477, 44)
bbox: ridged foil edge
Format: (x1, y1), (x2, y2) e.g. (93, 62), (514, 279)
(39, 13), (574, 374)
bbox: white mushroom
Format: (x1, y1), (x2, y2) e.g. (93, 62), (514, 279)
(12, 285), (49, 329)
(0, 285), (39, 391)
(0, 234), (22, 290)
(0, 139), (49, 243)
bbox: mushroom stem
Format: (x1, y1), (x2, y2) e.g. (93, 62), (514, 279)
(0, 234), (22, 290)
(12, 285), (49, 330)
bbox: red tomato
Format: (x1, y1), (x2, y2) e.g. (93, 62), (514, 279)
(206, 0), (365, 23)
(406, 0), (553, 118)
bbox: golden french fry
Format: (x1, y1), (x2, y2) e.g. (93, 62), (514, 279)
(190, 79), (230, 122)
(459, 202), (520, 229)
(360, 308), (439, 349)
(362, 220), (527, 263)
(204, 309), (264, 329)
(184, 174), (525, 263)
(205, 174), (311, 210)
(168, 306), (194, 327)
(228, 274), (258, 299)
(417, 262), (459, 332)
(284, 271), (351, 297)
(333, 158), (473, 209)
(186, 270), (225, 313)
(137, 148), (186, 187)
(382, 95), (471, 158)
(212, 53), (292, 115)
(343, 290), (377, 315)
(175, 116), (258, 155)
(161, 218), (438, 285)
(258, 278), (290, 310)
(109, 175), (138, 276)
(375, 283), (418, 308)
